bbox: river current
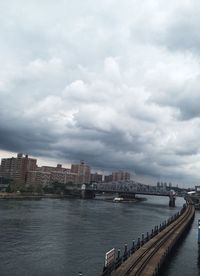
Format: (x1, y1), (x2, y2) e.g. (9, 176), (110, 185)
(0, 196), (199, 276)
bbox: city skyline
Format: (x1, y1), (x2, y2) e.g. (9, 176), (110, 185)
(0, 151), (188, 187)
(0, 152), (133, 191)
(1, 1), (200, 186)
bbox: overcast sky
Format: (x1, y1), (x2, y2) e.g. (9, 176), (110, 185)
(1, 0), (200, 186)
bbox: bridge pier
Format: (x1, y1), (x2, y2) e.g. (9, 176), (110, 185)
(81, 184), (95, 199)
(169, 193), (176, 207)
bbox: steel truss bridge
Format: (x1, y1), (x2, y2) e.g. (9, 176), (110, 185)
(83, 181), (176, 206)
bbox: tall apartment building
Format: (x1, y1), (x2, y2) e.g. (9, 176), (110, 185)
(26, 170), (51, 188)
(39, 164), (67, 173)
(90, 173), (103, 183)
(0, 153), (37, 184)
(50, 170), (78, 185)
(71, 160), (90, 184)
(112, 171), (130, 182)
(26, 165), (78, 187)
(104, 174), (113, 182)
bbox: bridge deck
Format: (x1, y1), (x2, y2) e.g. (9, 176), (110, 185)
(93, 181), (173, 197)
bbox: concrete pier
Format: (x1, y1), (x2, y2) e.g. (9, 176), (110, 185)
(169, 195), (176, 207)
(81, 184), (95, 199)
(169, 190), (176, 207)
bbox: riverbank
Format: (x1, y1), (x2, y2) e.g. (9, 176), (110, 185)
(0, 192), (71, 200)
(0, 192), (146, 203)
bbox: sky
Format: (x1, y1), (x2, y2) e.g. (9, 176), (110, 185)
(1, 0), (200, 186)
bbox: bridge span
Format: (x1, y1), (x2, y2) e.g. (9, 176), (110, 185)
(82, 181), (176, 206)
(102, 202), (195, 276)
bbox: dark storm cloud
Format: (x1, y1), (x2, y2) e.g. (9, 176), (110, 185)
(1, 0), (200, 185)
(0, 121), (56, 153)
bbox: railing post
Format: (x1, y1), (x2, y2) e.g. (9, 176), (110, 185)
(137, 237), (141, 249)
(117, 249), (121, 259)
(146, 231), (149, 242)
(123, 244), (128, 261)
(141, 233), (145, 245)
(131, 240), (135, 253)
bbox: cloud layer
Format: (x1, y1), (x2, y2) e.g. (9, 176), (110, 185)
(1, 0), (200, 185)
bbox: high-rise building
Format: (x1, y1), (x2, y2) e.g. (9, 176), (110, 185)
(90, 173), (103, 183)
(71, 160), (90, 184)
(26, 165), (78, 187)
(112, 171), (130, 182)
(104, 174), (113, 182)
(0, 153), (37, 185)
(26, 170), (51, 188)
(50, 170), (78, 185)
(39, 164), (67, 173)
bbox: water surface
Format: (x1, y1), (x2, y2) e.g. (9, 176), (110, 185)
(0, 196), (195, 276)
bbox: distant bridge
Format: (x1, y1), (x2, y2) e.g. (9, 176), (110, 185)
(81, 181), (176, 206)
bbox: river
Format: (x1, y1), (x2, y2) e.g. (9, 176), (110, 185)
(0, 196), (198, 276)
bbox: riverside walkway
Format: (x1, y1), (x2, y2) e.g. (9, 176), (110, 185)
(103, 202), (195, 276)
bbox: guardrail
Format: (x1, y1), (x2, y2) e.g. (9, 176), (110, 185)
(102, 203), (188, 276)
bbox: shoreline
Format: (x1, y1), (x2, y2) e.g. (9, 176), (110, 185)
(0, 193), (74, 200)
(0, 193), (146, 202)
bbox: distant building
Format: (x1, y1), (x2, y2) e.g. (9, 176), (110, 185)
(26, 165), (78, 187)
(71, 160), (90, 184)
(0, 153), (37, 185)
(90, 173), (103, 183)
(26, 170), (51, 188)
(104, 171), (130, 182)
(50, 170), (78, 185)
(104, 175), (113, 182)
(38, 164), (67, 173)
(112, 171), (130, 182)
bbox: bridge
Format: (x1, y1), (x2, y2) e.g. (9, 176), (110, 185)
(102, 201), (195, 276)
(81, 181), (176, 207)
